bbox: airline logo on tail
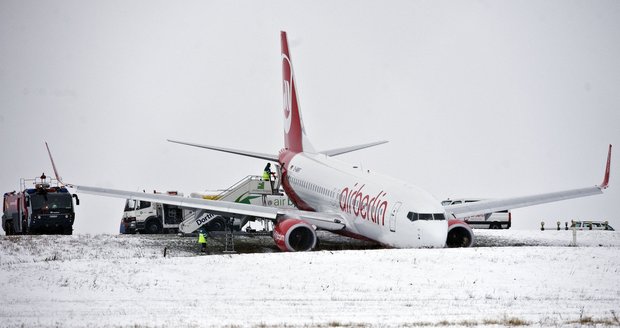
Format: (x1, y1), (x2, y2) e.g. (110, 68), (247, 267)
(282, 54), (293, 134)
(281, 31), (305, 153)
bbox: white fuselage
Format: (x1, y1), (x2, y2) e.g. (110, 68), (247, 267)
(284, 152), (448, 248)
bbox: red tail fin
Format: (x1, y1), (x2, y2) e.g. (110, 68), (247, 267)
(281, 31), (312, 153)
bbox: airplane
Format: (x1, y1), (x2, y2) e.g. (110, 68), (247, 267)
(46, 31), (612, 251)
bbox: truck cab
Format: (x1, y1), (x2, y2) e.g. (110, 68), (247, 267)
(121, 192), (185, 234)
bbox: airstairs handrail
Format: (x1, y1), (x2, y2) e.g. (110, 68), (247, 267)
(207, 175), (254, 199)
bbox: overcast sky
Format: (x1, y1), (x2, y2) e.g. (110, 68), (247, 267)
(1, 1), (618, 235)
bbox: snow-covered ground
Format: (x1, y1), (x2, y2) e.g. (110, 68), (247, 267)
(1, 230), (619, 327)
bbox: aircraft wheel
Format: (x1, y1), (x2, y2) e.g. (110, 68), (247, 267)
(4, 222), (13, 235)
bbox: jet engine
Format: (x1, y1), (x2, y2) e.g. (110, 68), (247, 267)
(446, 219), (474, 248)
(272, 218), (317, 252)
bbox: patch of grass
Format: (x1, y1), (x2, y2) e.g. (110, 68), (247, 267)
(612, 310), (620, 325)
(567, 317), (616, 325)
(427, 316), (531, 327)
(504, 317), (529, 326)
(456, 320), (479, 327)
(44, 253), (59, 262)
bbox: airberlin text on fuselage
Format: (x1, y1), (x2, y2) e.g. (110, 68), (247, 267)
(339, 183), (388, 225)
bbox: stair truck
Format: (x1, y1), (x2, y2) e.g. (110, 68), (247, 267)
(3, 173), (79, 235)
(120, 168), (294, 234)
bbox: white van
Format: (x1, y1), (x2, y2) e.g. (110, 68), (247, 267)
(441, 198), (511, 229)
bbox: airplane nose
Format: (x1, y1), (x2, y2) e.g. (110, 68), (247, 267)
(418, 220), (448, 248)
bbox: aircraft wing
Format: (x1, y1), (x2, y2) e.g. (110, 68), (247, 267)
(445, 145), (612, 218)
(45, 142), (345, 231)
(68, 184), (346, 231)
(444, 186), (605, 218)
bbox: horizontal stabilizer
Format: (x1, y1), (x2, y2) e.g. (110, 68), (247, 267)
(168, 139), (279, 162)
(321, 140), (388, 157)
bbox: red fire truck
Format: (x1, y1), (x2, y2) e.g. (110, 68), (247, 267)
(2, 173), (79, 235)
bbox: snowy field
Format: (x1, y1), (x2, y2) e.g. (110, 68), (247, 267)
(1, 230), (619, 327)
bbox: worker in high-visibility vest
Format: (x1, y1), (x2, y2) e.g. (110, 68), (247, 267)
(263, 163), (274, 191)
(263, 163), (272, 181)
(198, 228), (207, 253)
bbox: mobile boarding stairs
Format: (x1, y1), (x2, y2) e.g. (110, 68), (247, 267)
(178, 165), (283, 235)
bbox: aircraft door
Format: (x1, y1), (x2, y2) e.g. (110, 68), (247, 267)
(273, 164), (282, 190)
(389, 202), (401, 232)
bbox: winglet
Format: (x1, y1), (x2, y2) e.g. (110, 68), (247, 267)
(599, 144), (612, 189)
(45, 142), (65, 186)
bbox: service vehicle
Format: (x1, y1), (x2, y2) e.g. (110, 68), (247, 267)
(441, 198), (511, 229)
(571, 220), (614, 231)
(120, 173), (295, 234)
(3, 173), (79, 235)
(121, 192), (188, 234)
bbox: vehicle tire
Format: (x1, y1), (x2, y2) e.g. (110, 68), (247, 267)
(491, 222), (501, 229)
(4, 221), (13, 235)
(63, 227), (73, 235)
(144, 219), (163, 234)
(206, 217), (226, 231)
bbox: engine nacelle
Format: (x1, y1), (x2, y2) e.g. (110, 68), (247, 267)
(272, 218), (317, 252)
(447, 219), (474, 248)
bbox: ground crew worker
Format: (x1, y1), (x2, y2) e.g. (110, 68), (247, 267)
(263, 163), (272, 181)
(263, 163), (274, 191)
(198, 228), (207, 253)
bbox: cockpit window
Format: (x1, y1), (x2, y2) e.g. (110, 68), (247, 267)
(419, 213), (433, 221)
(407, 212), (418, 221)
(407, 212), (446, 221)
